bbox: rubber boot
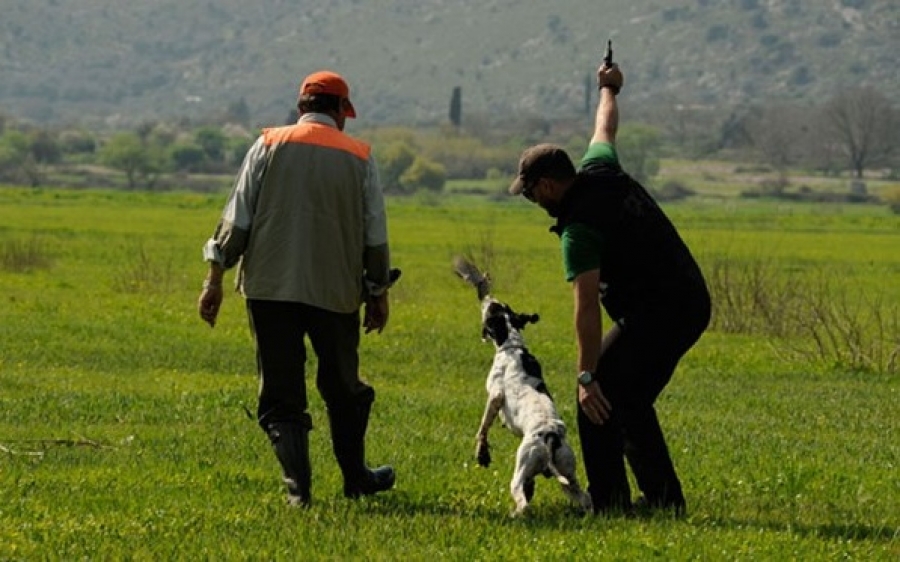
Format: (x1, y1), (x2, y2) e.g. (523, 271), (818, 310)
(328, 401), (395, 498)
(266, 422), (312, 507)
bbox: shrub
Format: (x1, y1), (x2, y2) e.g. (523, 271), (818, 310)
(881, 186), (900, 214)
(0, 236), (53, 273)
(704, 253), (899, 373)
(376, 140), (416, 193)
(112, 242), (174, 294)
(400, 157), (446, 193)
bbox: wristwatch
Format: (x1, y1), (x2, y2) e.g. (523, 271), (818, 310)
(577, 371), (594, 386)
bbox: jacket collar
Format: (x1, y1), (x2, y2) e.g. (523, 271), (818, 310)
(297, 112), (338, 128)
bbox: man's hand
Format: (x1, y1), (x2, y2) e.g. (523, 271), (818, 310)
(363, 292), (389, 334)
(198, 285), (223, 328)
(578, 380), (612, 425)
(597, 63), (624, 94)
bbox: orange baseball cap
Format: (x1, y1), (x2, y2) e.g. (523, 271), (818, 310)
(299, 70), (356, 118)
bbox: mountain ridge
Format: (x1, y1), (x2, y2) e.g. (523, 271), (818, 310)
(2, 0), (897, 128)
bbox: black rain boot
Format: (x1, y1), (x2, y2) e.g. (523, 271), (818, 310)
(266, 422), (312, 507)
(328, 402), (395, 498)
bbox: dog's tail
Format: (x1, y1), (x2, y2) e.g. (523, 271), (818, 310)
(540, 432), (571, 486)
(452, 255), (492, 301)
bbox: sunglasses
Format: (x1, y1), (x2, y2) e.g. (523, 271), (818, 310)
(521, 178), (539, 201)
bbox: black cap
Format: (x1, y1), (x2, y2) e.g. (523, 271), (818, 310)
(509, 143), (573, 195)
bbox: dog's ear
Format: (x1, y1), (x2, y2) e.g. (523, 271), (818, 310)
(511, 313), (540, 330)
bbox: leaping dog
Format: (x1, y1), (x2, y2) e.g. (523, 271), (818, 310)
(453, 256), (592, 517)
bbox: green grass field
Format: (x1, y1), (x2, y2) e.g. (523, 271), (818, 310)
(1, 186), (898, 560)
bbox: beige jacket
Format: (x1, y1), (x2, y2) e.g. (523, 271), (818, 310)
(203, 113), (390, 313)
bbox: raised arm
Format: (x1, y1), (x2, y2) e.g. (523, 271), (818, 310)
(589, 63), (624, 146)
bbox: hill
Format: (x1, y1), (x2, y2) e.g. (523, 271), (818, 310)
(1, 0), (897, 128)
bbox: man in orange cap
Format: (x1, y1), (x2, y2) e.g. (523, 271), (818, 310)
(198, 69), (397, 506)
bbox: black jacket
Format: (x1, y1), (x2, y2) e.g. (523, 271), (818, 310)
(551, 161), (709, 322)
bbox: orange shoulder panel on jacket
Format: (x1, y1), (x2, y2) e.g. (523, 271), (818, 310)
(262, 123), (370, 160)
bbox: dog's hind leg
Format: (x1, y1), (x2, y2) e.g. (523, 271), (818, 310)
(509, 467), (533, 517)
(552, 442), (593, 514)
(509, 436), (549, 516)
(510, 474), (533, 517)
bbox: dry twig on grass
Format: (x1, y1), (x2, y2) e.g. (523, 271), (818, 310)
(1, 436), (115, 457)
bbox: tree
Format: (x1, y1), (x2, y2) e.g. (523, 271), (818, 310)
(169, 143), (207, 172)
(744, 103), (811, 172)
(194, 126), (227, 163)
(227, 136), (255, 167)
(1, 129), (28, 155)
(638, 98), (725, 159)
(0, 130), (42, 186)
(822, 87), (898, 178)
(449, 86), (462, 128)
(99, 132), (162, 189)
(28, 130), (61, 164)
(718, 110), (753, 151)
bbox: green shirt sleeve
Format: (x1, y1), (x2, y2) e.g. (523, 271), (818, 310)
(580, 142), (619, 168)
(561, 222), (603, 282)
(560, 143), (614, 282)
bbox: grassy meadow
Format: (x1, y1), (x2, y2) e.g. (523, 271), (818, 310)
(0, 183), (898, 560)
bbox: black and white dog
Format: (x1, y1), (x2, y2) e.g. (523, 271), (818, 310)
(454, 257), (592, 516)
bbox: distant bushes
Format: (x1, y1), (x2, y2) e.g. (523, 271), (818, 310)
(740, 177), (880, 204)
(882, 187), (900, 214)
(652, 179), (694, 201)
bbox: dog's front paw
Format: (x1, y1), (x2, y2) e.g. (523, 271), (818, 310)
(475, 442), (491, 467)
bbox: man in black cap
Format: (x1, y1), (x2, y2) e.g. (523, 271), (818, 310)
(510, 60), (711, 516)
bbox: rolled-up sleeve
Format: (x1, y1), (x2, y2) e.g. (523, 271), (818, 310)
(202, 136), (268, 268)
